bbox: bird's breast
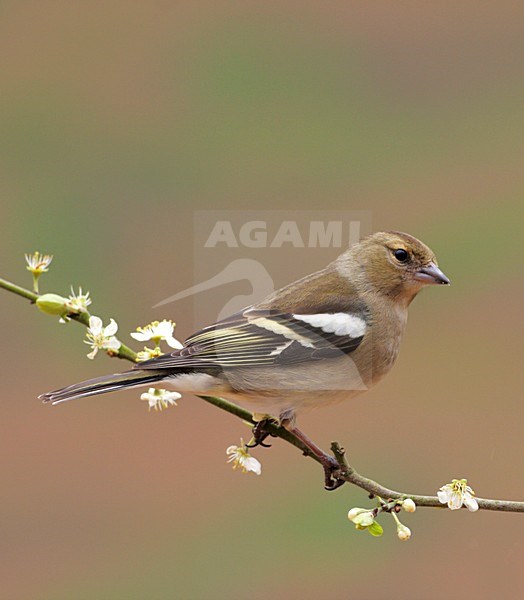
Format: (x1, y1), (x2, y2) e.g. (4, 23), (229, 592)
(363, 301), (408, 387)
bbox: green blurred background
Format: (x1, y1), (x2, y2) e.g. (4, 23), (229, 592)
(1, 2), (523, 599)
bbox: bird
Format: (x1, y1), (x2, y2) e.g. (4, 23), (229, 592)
(40, 231), (450, 488)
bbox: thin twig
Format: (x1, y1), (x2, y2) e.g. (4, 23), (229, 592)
(0, 277), (138, 362)
(0, 277), (39, 302)
(330, 442), (524, 512)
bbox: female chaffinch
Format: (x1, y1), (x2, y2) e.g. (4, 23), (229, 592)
(40, 231), (449, 486)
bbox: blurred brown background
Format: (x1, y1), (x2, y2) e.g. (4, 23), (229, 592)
(1, 2), (523, 599)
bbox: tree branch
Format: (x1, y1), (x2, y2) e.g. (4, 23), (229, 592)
(0, 277), (39, 302)
(1, 275), (523, 513)
(330, 442), (524, 512)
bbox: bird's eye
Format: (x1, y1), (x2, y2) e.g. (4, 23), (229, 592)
(393, 249), (409, 263)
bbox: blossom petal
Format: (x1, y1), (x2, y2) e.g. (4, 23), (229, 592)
(437, 490), (450, 504)
(448, 492), (463, 510)
(105, 337), (121, 351)
(244, 456), (262, 475)
(156, 321), (174, 336)
(104, 318), (118, 337)
(464, 494), (479, 512)
(165, 336), (184, 349)
(130, 331), (148, 341)
(354, 511), (375, 527)
(88, 316), (103, 334)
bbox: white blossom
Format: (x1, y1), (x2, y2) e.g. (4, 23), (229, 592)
(136, 347), (163, 362)
(25, 251), (53, 292)
(25, 251), (53, 274)
(226, 440), (262, 475)
(84, 315), (121, 359)
(140, 388), (180, 411)
(67, 286), (92, 312)
(57, 287), (93, 323)
(438, 479), (479, 512)
(130, 320), (183, 349)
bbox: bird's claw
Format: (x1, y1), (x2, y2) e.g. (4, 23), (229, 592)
(246, 418), (276, 448)
(248, 418), (345, 490)
(321, 456), (346, 491)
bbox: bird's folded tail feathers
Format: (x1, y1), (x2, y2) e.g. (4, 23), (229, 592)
(39, 369), (167, 405)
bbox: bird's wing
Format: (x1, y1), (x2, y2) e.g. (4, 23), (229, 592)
(135, 306), (368, 371)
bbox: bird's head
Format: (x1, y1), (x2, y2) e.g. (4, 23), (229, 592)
(340, 231), (450, 304)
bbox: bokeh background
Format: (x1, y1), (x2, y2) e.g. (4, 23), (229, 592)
(1, 2), (523, 599)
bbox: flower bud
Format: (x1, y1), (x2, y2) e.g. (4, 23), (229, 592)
(348, 508), (375, 528)
(396, 523), (411, 541)
(347, 507), (366, 521)
(36, 293), (69, 316)
(401, 498), (416, 513)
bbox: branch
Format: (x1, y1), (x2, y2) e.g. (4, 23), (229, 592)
(0, 277), (138, 363)
(330, 442), (524, 513)
(1, 275), (523, 514)
(0, 277), (39, 302)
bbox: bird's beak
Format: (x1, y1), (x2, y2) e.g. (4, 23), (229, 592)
(415, 262), (450, 285)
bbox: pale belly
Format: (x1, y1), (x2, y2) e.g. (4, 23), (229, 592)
(166, 352), (382, 418)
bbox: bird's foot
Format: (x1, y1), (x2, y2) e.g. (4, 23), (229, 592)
(280, 420), (346, 491)
(320, 455), (346, 491)
(247, 416), (346, 489)
(246, 418), (277, 448)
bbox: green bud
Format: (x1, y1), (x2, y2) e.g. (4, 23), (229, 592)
(367, 521), (384, 537)
(36, 293), (69, 316)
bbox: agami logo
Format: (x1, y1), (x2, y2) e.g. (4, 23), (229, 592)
(204, 220), (362, 249)
(156, 214), (369, 323)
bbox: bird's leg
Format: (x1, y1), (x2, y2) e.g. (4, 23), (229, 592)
(246, 418), (276, 448)
(282, 421), (346, 491)
(246, 413), (345, 490)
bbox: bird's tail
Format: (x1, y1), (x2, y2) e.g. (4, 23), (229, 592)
(38, 369), (167, 405)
